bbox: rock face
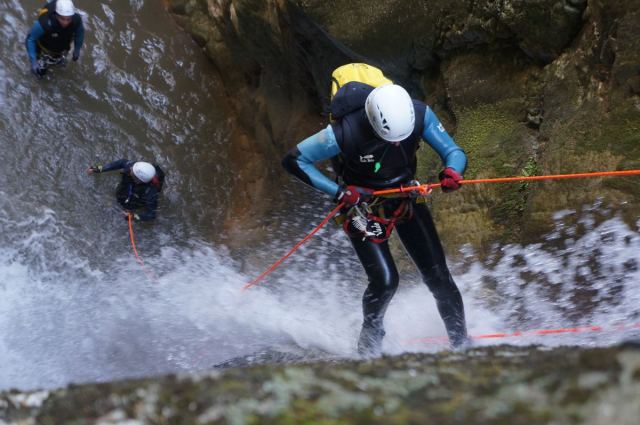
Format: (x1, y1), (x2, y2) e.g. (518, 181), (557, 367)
(2, 344), (639, 424)
(166, 0), (640, 256)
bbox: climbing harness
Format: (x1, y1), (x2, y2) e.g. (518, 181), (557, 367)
(339, 180), (430, 243)
(342, 198), (413, 243)
(37, 51), (68, 71)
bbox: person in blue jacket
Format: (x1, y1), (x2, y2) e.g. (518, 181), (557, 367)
(25, 0), (84, 78)
(282, 82), (469, 355)
(87, 160), (165, 222)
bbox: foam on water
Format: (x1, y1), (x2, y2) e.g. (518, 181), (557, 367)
(2, 191), (640, 391)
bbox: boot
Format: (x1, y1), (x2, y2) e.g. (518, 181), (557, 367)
(449, 332), (473, 350)
(446, 316), (471, 350)
(357, 323), (385, 357)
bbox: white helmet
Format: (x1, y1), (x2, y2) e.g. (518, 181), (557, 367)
(132, 162), (155, 183)
(55, 0), (75, 17)
(365, 84), (415, 142)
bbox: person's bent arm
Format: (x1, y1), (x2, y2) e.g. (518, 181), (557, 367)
(25, 21), (45, 64)
(422, 108), (467, 174)
(282, 125), (341, 198)
(73, 19), (85, 58)
(92, 159), (132, 173)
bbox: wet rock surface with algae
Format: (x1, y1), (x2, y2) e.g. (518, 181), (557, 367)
(1, 343), (639, 424)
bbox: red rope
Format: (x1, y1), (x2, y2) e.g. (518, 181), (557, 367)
(242, 203), (345, 291)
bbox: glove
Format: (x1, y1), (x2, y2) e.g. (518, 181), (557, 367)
(335, 185), (373, 207)
(30, 61), (44, 79)
(87, 165), (103, 174)
(439, 167), (462, 192)
(72, 51), (80, 62)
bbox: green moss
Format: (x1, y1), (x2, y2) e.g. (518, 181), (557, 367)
(454, 102), (525, 179)
(579, 101), (640, 156)
(415, 101), (544, 246)
(6, 346), (640, 424)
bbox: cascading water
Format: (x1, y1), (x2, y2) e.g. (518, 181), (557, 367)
(1, 0), (638, 392)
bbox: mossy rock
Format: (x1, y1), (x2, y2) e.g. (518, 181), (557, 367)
(3, 345), (640, 424)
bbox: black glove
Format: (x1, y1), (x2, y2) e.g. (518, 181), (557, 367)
(87, 165), (103, 174)
(30, 61), (44, 79)
(72, 51), (80, 62)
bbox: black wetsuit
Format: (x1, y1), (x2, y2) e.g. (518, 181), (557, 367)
(282, 82), (468, 354)
(25, 1), (85, 65)
(97, 159), (164, 222)
(350, 200), (467, 353)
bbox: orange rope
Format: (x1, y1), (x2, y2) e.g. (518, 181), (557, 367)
(373, 169), (640, 196)
(244, 169), (640, 290)
(242, 203), (345, 291)
(127, 213), (158, 283)
(407, 322), (640, 345)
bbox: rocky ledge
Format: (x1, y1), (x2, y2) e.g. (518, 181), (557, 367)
(1, 343), (639, 424)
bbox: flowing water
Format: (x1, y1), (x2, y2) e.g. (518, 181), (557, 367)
(1, 0), (639, 392)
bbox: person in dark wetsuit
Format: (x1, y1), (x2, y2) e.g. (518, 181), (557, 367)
(87, 160), (165, 222)
(25, 0), (84, 78)
(282, 82), (469, 355)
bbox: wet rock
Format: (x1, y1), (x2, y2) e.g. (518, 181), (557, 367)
(2, 344), (640, 424)
(165, 0), (640, 259)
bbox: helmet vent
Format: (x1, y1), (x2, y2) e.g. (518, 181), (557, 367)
(378, 108), (390, 131)
(365, 84), (415, 142)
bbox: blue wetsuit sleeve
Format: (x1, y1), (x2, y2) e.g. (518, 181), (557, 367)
(73, 19), (85, 55)
(100, 159), (131, 173)
(294, 125), (341, 197)
(25, 21), (45, 64)
(422, 108), (467, 174)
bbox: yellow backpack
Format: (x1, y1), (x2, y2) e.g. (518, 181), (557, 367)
(327, 63), (393, 186)
(330, 63), (393, 99)
(37, 2), (52, 17)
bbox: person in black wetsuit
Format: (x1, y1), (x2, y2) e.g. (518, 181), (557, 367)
(25, 0), (85, 78)
(87, 160), (165, 222)
(282, 82), (469, 355)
